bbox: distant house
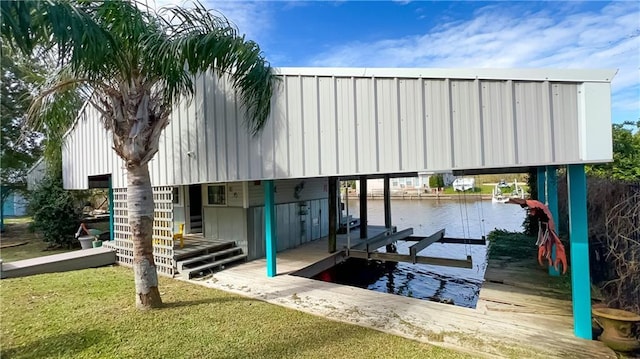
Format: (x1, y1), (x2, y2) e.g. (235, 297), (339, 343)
(354, 172), (455, 195)
(26, 157), (47, 191)
(2, 192), (27, 217)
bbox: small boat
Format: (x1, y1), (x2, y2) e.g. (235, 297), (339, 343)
(492, 180), (525, 203)
(510, 180), (526, 200)
(492, 185), (509, 203)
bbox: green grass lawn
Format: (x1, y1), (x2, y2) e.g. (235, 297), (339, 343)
(1, 266), (473, 359)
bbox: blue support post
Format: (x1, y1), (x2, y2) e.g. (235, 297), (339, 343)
(567, 164), (591, 339)
(264, 180), (277, 277)
(108, 177), (114, 240)
(546, 166), (559, 276)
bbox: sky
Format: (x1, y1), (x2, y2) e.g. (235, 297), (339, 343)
(155, 0), (639, 124)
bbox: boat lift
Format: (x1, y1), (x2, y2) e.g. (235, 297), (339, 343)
(345, 227), (486, 269)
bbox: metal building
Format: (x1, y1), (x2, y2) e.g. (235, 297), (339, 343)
(61, 67), (615, 340)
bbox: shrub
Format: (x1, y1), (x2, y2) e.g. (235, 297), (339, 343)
(428, 174), (444, 189)
(28, 175), (81, 248)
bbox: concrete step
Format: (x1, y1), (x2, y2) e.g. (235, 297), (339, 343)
(180, 254), (247, 279)
(176, 247), (243, 271)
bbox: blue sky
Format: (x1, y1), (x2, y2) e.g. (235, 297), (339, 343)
(158, 1), (639, 123)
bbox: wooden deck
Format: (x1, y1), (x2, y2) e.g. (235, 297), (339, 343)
(1, 247), (116, 279)
(173, 235), (236, 261)
(186, 226), (615, 358)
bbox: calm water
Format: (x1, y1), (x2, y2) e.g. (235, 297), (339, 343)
(313, 198), (526, 308)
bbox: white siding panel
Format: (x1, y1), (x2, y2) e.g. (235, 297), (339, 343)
(451, 80), (482, 168)
(63, 68), (614, 190)
(188, 87), (201, 182)
(226, 91), (239, 181)
(424, 80), (453, 171)
(170, 103), (183, 185)
(302, 77), (320, 176)
(204, 73), (216, 181)
(579, 82), (612, 161)
(286, 76), (304, 177)
(271, 78), (288, 178)
(399, 78), (424, 171)
(482, 81), (516, 166)
(355, 78), (377, 173)
(318, 77), (338, 175)
(214, 77), (228, 181)
(551, 83), (580, 162)
(376, 78), (400, 173)
(514, 82), (553, 165)
(195, 75), (207, 182)
(336, 77), (357, 174)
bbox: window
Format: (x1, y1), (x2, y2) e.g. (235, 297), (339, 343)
(207, 185), (226, 205)
(172, 187), (181, 205)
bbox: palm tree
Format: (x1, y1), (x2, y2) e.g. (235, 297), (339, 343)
(1, 0), (276, 309)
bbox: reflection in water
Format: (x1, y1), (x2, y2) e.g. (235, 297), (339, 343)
(313, 199), (525, 308)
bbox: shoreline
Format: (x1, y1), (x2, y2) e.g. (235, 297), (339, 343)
(345, 193), (495, 201)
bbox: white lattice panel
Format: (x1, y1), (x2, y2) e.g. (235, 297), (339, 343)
(111, 186), (175, 276)
(152, 186), (174, 276)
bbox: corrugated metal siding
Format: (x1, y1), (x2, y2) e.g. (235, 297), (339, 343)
(63, 69), (610, 190)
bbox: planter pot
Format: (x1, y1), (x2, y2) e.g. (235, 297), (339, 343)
(78, 235), (95, 250)
(92, 240), (102, 248)
(592, 307), (640, 353)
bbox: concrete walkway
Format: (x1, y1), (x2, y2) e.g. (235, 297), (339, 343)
(1, 247), (116, 279)
(186, 235), (615, 359)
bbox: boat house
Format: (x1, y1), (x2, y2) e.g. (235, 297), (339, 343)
(62, 67), (615, 339)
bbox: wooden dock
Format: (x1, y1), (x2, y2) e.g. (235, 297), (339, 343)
(187, 227), (615, 358)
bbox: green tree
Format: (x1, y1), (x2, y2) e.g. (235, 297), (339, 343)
(28, 174), (81, 248)
(588, 121), (640, 181)
(0, 45), (43, 230)
(428, 174), (444, 190)
(2, 1), (276, 309)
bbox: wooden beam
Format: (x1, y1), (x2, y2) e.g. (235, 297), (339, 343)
(349, 250), (473, 269)
(409, 229), (445, 262)
(359, 176), (368, 239)
(351, 228), (413, 253)
(438, 237), (487, 245)
(383, 175), (391, 228)
(328, 177), (338, 253)
(350, 229), (392, 251)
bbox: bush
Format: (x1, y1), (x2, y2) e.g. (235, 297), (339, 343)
(28, 175), (82, 248)
(428, 174), (444, 189)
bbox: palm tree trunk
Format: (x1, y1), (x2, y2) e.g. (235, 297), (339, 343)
(127, 162), (162, 309)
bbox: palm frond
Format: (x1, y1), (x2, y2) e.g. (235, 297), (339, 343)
(144, 2), (277, 135)
(1, 0), (113, 76)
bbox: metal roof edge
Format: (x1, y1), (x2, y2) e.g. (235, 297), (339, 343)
(273, 67), (617, 83)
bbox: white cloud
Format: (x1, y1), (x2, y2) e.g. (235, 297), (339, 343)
(308, 2), (639, 120)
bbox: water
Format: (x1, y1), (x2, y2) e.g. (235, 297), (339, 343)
(313, 198), (526, 308)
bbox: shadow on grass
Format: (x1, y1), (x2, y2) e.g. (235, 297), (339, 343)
(1, 329), (109, 359)
(162, 296), (258, 309)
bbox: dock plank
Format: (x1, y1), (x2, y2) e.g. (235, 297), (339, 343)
(182, 226), (615, 359)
